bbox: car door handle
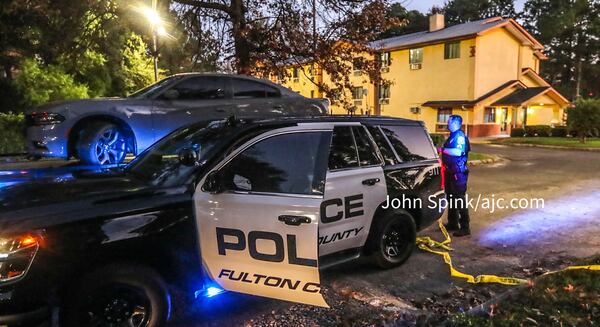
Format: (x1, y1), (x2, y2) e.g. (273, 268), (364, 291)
(278, 215), (312, 226)
(214, 108), (226, 112)
(362, 178), (381, 186)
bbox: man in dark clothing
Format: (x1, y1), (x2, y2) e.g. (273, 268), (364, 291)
(440, 115), (471, 237)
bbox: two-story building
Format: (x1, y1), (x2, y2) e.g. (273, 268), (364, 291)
(279, 14), (570, 137)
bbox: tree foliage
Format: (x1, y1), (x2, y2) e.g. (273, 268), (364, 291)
(14, 59), (89, 108)
(173, 0), (402, 110)
(523, 0), (600, 99)
(443, 0), (518, 24)
(379, 3), (428, 38)
(567, 98), (600, 143)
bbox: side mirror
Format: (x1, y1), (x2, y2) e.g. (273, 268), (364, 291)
(163, 89), (179, 100)
(178, 148), (198, 167)
(202, 171), (223, 194)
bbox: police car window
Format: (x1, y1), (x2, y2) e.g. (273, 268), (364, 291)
(366, 126), (397, 165)
(328, 127), (359, 170)
(169, 77), (226, 100)
(220, 132), (331, 195)
(380, 125), (437, 161)
(352, 126), (381, 166)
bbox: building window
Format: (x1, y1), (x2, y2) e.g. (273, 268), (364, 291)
(352, 87), (364, 100)
(437, 108), (452, 123)
(310, 90), (315, 98)
(352, 57), (363, 75)
(444, 41), (460, 59)
(378, 85), (390, 104)
(380, 52), (391, 72)
(409, 48), (423, 69)
(292, 68), (299, 82)
(484, 107), (496, 123)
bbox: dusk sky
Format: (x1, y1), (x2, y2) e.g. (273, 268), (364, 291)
(402, 0), (526, 14)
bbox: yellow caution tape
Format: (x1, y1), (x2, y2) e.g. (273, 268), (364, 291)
(415, 220), (600, 286)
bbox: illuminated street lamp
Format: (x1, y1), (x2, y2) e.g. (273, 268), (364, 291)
(140, 1), (164, 82)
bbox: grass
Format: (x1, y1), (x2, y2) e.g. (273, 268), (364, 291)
(495, 137), (600, 148)
(468, 152), (494, 161)
(450, 256), (600, 326)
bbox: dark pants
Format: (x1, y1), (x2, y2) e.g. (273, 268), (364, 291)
(445, 171), (470, 229)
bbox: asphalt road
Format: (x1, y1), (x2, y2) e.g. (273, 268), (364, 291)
(1, 145), (599, 325)
(173, 144), (600, 326)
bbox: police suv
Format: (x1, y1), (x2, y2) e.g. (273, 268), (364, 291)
(0, 116), (444, 326)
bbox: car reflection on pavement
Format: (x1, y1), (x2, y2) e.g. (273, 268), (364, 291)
(0, 163), (122, 189)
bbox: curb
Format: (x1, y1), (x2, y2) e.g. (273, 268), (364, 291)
(468, 155), (504, 166)
(490, 142), (600, 152)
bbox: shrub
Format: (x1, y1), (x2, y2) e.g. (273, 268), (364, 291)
(525, 125), (552, 137)
(567, 99), (600, 143)
(429, 133), (446, 147)
(550, 125), (568, 137)
(14, 58), (89, 109)
(0, 112), (26, 154)
(510, 128), (526, 137)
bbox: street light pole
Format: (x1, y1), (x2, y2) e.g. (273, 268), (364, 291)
(152, 0), (159, 82)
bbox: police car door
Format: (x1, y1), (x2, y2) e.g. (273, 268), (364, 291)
(319, 125), (387, 257)
(195, 125), (331, 307)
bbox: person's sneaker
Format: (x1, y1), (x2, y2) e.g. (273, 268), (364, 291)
(443, 223), (460, 231)
(453, 229), (471, 237)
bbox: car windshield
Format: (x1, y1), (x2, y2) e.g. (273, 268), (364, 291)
(125, 120), (235, 187)
(129, 75), (183, 99)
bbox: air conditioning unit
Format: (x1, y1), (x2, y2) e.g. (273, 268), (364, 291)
(353, 70), (362, 76)
(410, 107), (421, 114)
(410, 63), (422, 70)
(353, 100), (363, 106)
(380, 67), (390, 73)
(379, 98), (390, 105)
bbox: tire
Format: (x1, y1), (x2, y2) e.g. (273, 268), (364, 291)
(63, 264), (171, 327)
(369, 212), (417, 269)
(76, 122), (128, 165)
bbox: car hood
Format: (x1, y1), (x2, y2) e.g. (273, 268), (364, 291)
(26, 97), (131, 114)
(0, 171), (190, 234)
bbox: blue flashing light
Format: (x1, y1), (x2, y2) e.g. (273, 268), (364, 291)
(206, 286), (225, 297)
(195, 285), (225, 299)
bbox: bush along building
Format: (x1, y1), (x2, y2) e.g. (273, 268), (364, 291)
(279, 14), (570, 137)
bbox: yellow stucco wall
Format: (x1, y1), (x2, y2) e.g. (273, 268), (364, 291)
(519, 46), (537, 72)
(382, 38), (476, 132)
(474, 28), (521, 98)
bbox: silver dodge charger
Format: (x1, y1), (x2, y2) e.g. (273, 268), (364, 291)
(26, 73), (329, 165)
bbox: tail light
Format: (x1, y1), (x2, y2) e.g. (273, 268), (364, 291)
(438, 158), (445, 190)
(26, 112), (65, 126)
(0, 233), (41, 284)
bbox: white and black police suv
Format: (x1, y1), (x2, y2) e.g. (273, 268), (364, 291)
(0, 116), (444, 326)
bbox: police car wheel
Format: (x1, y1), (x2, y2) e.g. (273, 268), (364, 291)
(371, 213), (416, 269)
(63, 264), (171, 327)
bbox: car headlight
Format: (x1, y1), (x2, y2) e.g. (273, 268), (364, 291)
(26, 112), (65, 126)
(0, 233), (41, 284)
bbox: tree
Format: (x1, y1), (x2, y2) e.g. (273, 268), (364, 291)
(522, 0), (600, 100)
(567, 99), (600, 143)
(443, 0), (519, 24)
(172, 0), (402, 110)
(380, 3), (428, 38)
